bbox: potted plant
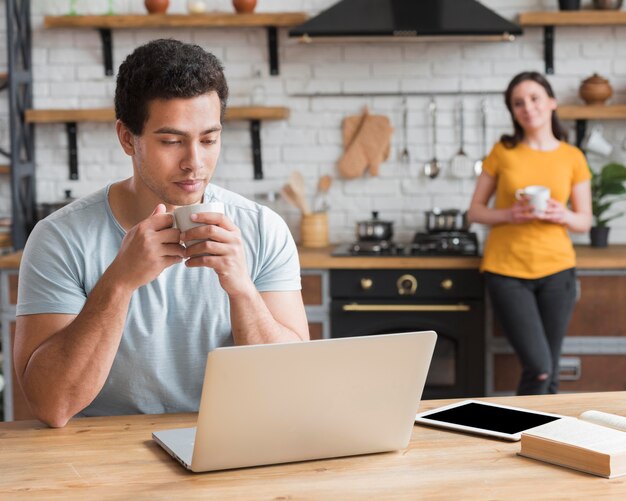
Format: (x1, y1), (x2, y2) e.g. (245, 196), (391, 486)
(590, 162), (626, 247)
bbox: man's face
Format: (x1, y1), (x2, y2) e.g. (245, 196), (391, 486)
(129, 92), (222, 208)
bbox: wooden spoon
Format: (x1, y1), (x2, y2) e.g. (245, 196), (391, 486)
(318, 175), (332, 193)
(288, 171), (310, 214)
(314, 175), (332, 212)
(281, 184), (310, 214)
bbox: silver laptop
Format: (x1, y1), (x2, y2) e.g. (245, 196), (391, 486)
(152, 330), (437, 472)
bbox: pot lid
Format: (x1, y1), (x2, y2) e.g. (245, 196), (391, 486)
(582, 73), (609, 84)
(358, 211), (393, 224)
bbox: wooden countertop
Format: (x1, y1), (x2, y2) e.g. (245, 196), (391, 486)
(1, 246), (625, 271)
(0, 250), (21, 269)
(1, 392), (625, 498)
(299, 245), (626, 270)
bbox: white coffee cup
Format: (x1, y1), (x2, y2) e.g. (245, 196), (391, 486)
(169, 201), (225, 246)
(515, 185), (550, 216)
(582, 126), (613, 157)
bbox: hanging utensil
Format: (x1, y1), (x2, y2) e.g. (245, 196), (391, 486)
(450, 98), (474, 179)
(423, 98), (441, 179)
(399, 96), (410, 164)
(474, 99), (488, 176)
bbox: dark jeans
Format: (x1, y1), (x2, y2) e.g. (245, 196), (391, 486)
(485, 268), (577, 395)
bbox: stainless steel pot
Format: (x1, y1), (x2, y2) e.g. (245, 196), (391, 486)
(425, 208), (469, 233)
(356, 211), (394, 241)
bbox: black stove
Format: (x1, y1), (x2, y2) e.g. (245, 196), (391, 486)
(332, 231), (479, 257)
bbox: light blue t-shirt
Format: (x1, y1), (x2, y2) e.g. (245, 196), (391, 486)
(17, 183), (301, 417)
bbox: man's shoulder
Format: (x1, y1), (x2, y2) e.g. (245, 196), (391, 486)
(206, 184), (261, 215)
(43, 187), (109, 225)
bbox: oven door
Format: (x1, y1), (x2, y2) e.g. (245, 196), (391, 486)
(330, 299), (485, 399)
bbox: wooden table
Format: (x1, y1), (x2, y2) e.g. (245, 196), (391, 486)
(1, 392), (625, 499)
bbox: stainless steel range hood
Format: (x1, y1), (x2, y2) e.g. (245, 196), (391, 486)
(289, 0), (522, 43)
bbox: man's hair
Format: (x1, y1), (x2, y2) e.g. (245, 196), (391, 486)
(114, 39), (229, 135)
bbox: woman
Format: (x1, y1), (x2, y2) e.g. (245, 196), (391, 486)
(468, 72), (592, 395)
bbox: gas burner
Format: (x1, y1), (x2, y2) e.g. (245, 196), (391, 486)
(331, 232), (479, 257)
(410, 231), (478, 256)
(332, 240), (404, 256)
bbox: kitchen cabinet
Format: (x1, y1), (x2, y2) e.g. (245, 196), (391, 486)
(489, 270), (626, 395)
(301, 270), (330, 340)
(0, 254), (32, 421)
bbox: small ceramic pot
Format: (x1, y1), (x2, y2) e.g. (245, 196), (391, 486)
(145, 0), (169, 14)
(579, 74), (613, 106)
(233, 0), (257, 14)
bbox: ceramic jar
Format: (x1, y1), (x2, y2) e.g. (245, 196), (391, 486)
(233, 0), (257, 14)
(579, 74), (613, 105)
(145, 0), (169, 14)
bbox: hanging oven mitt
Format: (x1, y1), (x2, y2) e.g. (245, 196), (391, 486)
(338, 108), (393, 179)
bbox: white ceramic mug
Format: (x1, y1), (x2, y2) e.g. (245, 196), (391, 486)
(168, 201), (225, 246)
(515, 185), (551, 216)
(582, 126), (613, 156)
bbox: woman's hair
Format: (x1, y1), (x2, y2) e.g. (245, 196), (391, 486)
(500, 71), (568, 148)
(115, 39), (229, 135)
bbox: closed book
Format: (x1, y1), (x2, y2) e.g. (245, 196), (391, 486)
(519, 416), (626, 478)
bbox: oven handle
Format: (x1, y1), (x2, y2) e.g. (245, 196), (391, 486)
(342, 304), (471, 312)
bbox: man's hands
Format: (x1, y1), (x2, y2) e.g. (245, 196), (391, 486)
(180, 212), (254, 298)
(110, 204), (185, 291)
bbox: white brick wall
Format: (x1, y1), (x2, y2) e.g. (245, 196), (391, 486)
(0, 0), (625, 247)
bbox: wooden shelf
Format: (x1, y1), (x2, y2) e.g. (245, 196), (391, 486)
(44, 13), (308, 29)
(519, 11), (626, 74)
(0, 165), (10, 175)
(25, 106), (290, 180)
(0, 233), (12, 248)
(43, 12), (308, 76)
(558, 104), (626, 121)
(556, 104), (626, 148)
(25, 106), (289, 124)
(519, 11), (626, 26)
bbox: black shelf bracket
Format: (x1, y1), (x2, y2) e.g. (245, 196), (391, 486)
(575, 119), (587, 149)
(95, 27), (281, 77)
(267, 26), (279, 75)
(66, 122), (79, 180)
(544, 26), (555, 75)
(99, 28), (114, 76)
(250, 119), (263, 179)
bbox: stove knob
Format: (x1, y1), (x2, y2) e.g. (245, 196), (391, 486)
(397, 274), (418, 296)
(360, 278), (373, 290)
(440, 278), (454, 291)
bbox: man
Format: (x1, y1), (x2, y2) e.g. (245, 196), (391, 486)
(14, 39), (309, 428)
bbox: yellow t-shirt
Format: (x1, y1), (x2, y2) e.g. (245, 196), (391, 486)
(481, 141), (590, 279)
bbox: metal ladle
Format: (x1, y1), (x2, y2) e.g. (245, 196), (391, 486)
(423, 98), (441, 179)
(473, 99), (488, 176)
(399, 97), (410, 164)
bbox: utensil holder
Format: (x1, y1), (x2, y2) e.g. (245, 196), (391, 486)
(300, 213), (329, 248)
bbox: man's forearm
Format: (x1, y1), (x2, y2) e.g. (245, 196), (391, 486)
(22, 269), (133, 427)
(229, 290), (304, 345)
